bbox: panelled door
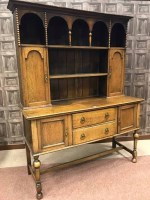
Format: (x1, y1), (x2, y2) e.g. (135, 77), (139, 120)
(35, 115), (72, 153)
(108, 49), (124, 97)
(21, 47), (50, 107)
(118, 104), (138, 133)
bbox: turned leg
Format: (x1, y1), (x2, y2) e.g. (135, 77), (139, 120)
(25, 143), (31, 175)
(33, 156), (43, 199)
(112, 137), (116, 148)
(132, 131), (139, 163)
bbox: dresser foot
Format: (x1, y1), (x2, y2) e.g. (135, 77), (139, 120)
(36, 182), (43, 199)
(132, 131), (139, 163)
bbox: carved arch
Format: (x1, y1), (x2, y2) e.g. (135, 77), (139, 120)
(19, 11), (44, 26)
(111, 51), (123, 60)
(25, 50), (44, 60)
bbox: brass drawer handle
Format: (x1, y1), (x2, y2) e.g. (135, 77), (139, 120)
(105, 112), (110, 119)
(80, 117), (85, 124)
(105, 128), (109, 135)
(80, 133), (86, 140)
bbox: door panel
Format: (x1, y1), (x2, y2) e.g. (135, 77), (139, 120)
(108, 49), (124, 96)
(118, 104), (137, 133)
(36, 115), (71, 152)
(21, 47), (50, 107)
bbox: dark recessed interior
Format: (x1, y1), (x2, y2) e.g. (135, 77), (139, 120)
(49, 48), (108, 101)
(48, 16), (69, 45)
(110, 23), (126, 47)
(92, 21), (108, 47)
(20, 13), (45, 44)
(50, 76), (107, 101)
(72, 19), (89, 46)
(49, 49), (108, 75)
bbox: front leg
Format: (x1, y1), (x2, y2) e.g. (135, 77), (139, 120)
(33, 156), (43, 199)
(112, 137), (116, 148)
(132, 131), (139, 163)
(25, 142), (31, 175)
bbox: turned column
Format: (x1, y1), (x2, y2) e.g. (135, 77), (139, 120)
(132, 131), (139, 163)
(33, 156), (43, 199)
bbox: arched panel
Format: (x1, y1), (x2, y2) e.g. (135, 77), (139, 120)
(110, 23), (126, 47)
(48, 16), (69, 45)
(20, 13), (45, 44)
(21, 47), (49, 106)
(92, 21), (108, 47)
(108, 49), (124, 96)
(72, 19), (89, 46)
(26, 51), (46, 103)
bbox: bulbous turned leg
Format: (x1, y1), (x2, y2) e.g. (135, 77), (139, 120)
(132, 131), (139, 163)
(33, 156), (43, 199)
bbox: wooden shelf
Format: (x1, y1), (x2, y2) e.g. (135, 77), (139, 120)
(50, 73), (108, 79)
(20, 44), (125, 50)
(48, 45), (108, 50)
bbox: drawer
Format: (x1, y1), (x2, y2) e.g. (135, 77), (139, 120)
(73, 108), (117, 129)
(73, 122), (117, 145)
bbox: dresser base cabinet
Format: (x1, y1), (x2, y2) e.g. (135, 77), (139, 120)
(23, 97), (143, 199)
(7, 0), (144, 199)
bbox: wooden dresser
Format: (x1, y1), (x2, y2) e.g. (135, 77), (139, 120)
(8, 0), (144, 199)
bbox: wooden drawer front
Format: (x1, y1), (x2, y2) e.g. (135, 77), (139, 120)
(118, 104), (137, 133)
(73, 122), (117, 145)
(73, 108), (116, 129)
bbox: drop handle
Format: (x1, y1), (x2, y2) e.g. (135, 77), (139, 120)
(105, 128), (109, 135)
(44, 74), (48, 83)
(80, 133), (86, 140)
(80, 117), (85, 124)
(105, 112), (110, 119)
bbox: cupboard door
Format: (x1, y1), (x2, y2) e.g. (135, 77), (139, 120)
(108, 49), (124, 96)
(118, 104), (138, 133)
(21, 47), (50, 107)
(36, 115), (72, 153)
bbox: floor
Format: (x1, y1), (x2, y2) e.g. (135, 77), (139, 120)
(0, 140), (150, 168)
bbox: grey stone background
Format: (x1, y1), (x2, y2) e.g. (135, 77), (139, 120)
(0, 0), (149, 145)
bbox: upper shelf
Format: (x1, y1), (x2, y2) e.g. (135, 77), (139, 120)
(19, 14), (127, 48)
